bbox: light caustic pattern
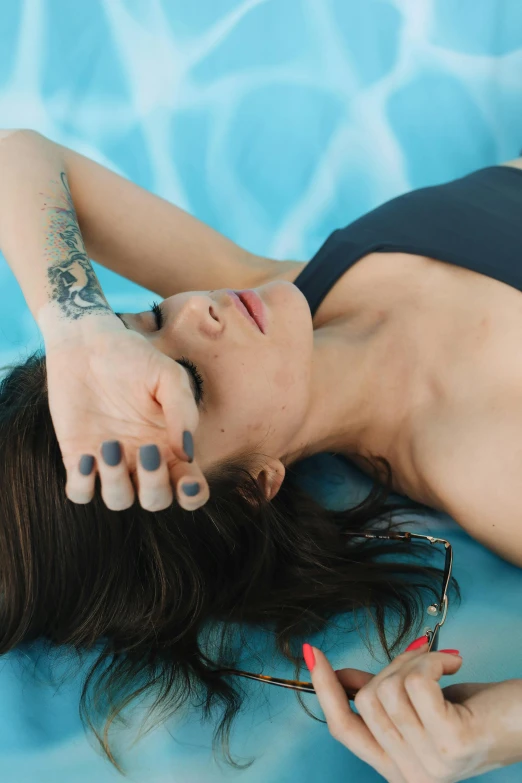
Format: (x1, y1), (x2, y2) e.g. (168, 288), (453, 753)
(0, 0), (521, 368)
(0, 2), (521, 782)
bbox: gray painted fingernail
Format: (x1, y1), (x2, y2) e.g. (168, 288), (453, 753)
(101, 440), (122, 466)
(140, 444), (161, 471)
(183, 430), (194, 463)
(79, 455), (94, 476)
(182, 482), (200, 497)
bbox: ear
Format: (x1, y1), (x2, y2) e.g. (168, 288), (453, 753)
(253, 456), (286, 502)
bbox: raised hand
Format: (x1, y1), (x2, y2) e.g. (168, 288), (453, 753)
(44, 318), (209, 512)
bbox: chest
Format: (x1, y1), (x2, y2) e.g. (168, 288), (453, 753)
(399, 256), (522, 514)
(289, 250), (522, 520)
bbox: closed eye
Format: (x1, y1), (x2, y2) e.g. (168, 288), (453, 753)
(149, 299), (165, 329)
(148, 299), (205, 407)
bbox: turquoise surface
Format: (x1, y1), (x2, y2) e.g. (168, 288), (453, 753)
(0, 1), (521, 781)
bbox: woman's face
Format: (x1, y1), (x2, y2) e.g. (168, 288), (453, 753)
(118, 280), (314, 473)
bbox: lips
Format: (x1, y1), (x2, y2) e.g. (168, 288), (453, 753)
(236, 290), (266, 334)
(227, 289), (266, 333)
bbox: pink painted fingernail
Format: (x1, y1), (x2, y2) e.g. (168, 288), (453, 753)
(303, 643), (316, 672)
(404, 635), (429, 652)
(440, 649), (461, 656)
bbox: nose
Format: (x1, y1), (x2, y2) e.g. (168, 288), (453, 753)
(176, 292), (223, 336)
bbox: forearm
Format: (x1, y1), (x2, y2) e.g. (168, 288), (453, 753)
(472, 678), (522, 770)
(495, 679), (522, 768)
(47, 134), (275, 299)
(0, 130), (119, 343)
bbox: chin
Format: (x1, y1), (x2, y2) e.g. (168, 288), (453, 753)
(259, 279), (311, 321)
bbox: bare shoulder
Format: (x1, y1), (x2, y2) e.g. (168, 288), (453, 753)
(498, 156), (522, 171)
(414, 395), (522, 567)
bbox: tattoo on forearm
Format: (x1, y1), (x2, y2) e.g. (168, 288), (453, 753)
(44, 172), (112, 321)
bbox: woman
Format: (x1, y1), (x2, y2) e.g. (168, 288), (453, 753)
(0, 129), (521, 780)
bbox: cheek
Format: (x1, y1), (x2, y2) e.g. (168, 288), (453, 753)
(272, 355), (311, 412)
(245, 419), (267, 438)
(272, 364), (301, 393)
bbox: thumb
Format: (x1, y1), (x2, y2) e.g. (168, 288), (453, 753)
(153, 356), (200, 459)
(334, 668), (375, 697)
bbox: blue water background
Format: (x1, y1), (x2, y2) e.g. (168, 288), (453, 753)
(0, 1), (521, 781)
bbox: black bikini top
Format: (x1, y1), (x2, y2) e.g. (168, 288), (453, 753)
(292, 165), (522, 317)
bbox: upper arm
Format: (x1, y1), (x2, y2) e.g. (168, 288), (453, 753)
(46, 134), (278, 298)
(425, 401), (522, 567)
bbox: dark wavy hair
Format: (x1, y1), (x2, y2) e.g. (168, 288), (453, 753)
(0, 349), (458, 775)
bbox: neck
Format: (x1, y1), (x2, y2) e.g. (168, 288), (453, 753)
(283, 296), (431, 490)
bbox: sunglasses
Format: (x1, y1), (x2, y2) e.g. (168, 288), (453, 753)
(216, 530), (453, 700)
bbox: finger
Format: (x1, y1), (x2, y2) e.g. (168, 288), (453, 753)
(352, 651), (462, 781)
(351, 646), (434, 762)
(335, 642), (436, 690)
(307, 646), (392, 774)
(152, 361), (209, 510)
(374, 654), (459, 762)
(97, 439), (136, 511)
(65, 453), (97, 504)
(349, 645), (431, 703)
(152, 358), (200, 463)
(374, 667), (429, 764)
(334, 668), (375, 695)
(403, 651), (464, 738)
(135, 443), (174, 512)
(353, 643), (430, 699)
(169, 454), (210, 511)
